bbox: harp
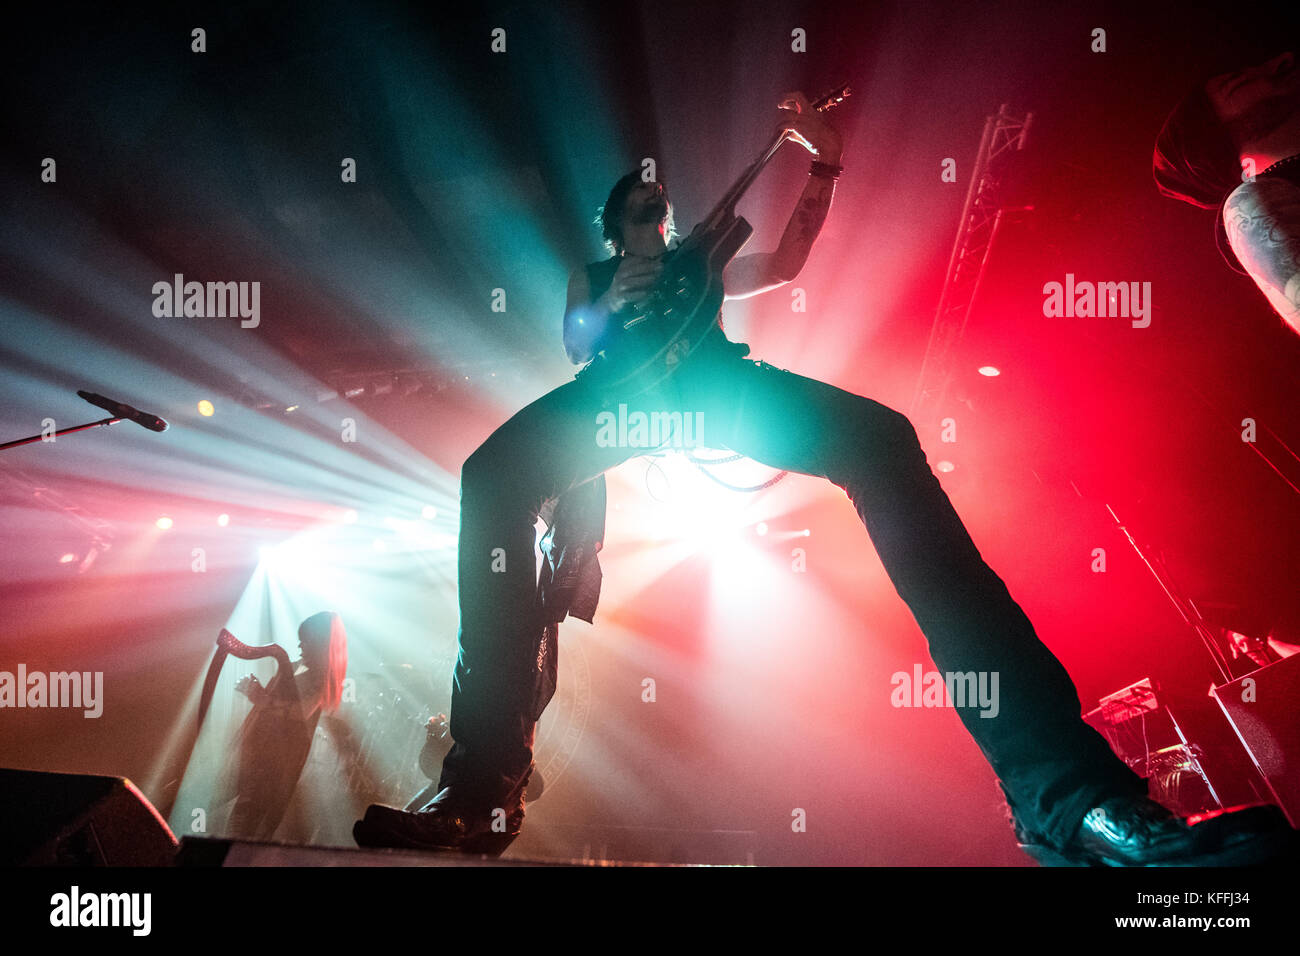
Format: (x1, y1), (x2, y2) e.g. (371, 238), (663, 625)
(196, 628), (296, 730)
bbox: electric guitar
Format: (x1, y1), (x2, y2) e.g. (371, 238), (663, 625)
(596, 82), (851, 397)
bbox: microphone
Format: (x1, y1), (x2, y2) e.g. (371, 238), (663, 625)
(77, 390), (169, 432)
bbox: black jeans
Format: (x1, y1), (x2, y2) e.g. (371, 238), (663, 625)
(437, 340), (1146, 848)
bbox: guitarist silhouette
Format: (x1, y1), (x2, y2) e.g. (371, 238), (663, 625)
(355, 89), (1292, 865)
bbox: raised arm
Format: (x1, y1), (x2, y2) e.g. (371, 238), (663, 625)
(723, 91), (842, 300)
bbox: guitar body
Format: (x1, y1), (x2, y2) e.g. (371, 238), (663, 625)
(602, 213), (753, 396)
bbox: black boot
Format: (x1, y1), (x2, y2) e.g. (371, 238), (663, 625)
(1018, 797), (1296, 866)
(353, 785), (526, 857)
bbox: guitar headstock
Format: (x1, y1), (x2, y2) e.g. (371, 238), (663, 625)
(811, 83), (852, 113)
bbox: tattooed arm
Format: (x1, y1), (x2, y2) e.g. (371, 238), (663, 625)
(723, 172), (838, 300)
(772, 171), (838, 281)
(724, 91), (841, 300)
(1222, 177), (1300, 336)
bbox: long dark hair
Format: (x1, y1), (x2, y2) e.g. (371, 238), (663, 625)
(1152, 86), (1242, 209)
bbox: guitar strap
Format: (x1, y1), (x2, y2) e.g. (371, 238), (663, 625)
(531, 474), (606, 720)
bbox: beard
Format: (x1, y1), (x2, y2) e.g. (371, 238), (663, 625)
(630, 193), (669, 226)
(1226, 90), (1300, 145)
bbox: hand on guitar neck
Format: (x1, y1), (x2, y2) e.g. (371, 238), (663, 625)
(775, 90), (843, 165)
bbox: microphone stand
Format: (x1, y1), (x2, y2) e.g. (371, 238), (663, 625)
(1100, 502), (1238, 810)
(0, 416), (124, 452)
(1105, 502), (1234, 685)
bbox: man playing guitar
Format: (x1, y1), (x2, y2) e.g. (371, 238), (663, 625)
(355, 91), (1290, 864)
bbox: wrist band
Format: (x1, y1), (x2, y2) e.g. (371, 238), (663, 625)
(810, 160), (843, 180)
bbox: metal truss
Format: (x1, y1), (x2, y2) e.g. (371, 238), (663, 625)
(909, 104), (1033, 424)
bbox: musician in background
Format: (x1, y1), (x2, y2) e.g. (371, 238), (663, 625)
(1154, 51), (1300, 335)
(1220, 621), (1300, 677)
(224, 611), (348, 840)
(357, 92), (1288, 864)
(1224, 628), (1280, 674)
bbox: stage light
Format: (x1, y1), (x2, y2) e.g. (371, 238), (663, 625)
(258, 541), (300, 570)
(978, 366), (1000, 377)
(197, 399), (215, 416)
(755, 521), (769, 536)
(801, 529), (811, 537)
(341, 509), (359, 524)
(284, 405), (300, 413)
(59, 553), (76, 564)
(216, 513), (230, 527)
(421, 505), (438, 520)
(935, 461), (955, 473)
(155, 516), (174, 530)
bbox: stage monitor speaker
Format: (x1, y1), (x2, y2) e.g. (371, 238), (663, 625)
(0, 767), (178, 865)
(1211, 654), (1300, 828)
(176, 837), (710, 866)
(177, 837), (541, 866)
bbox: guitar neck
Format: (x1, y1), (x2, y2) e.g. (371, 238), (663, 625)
(697, 83), (849, 230)
(704, 132), (788, 225)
